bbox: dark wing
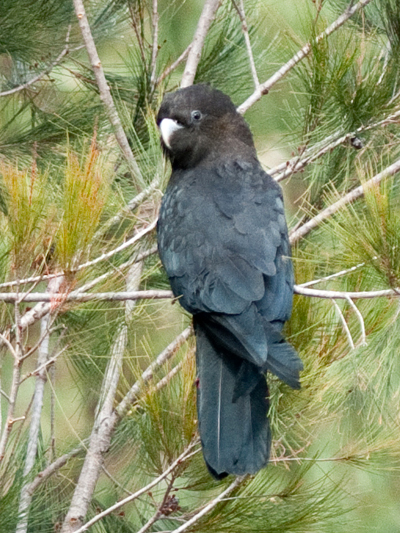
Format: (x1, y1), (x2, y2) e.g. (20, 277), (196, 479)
(157, 160), (296, 371)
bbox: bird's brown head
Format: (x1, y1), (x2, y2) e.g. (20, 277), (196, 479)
(157, 84), (256, 169)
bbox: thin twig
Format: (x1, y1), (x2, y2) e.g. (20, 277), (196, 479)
(181, 0), (222, 87)
(170, 475), (245, 533)
(129, 3), (147, 64)
(156, 45), (192, 85)
(0, 356), (21, 462)
(346, 296), (367, 346)
(72, 0), (143, 185)
(71, 443), (200, 533)
(136, 473), (177, 533)
(93, 176), (161, 240)
(271, 108), (400, 183)
(331, 299), (355, 349)
(116, 325), (193, 418)
(27, 445), (87, 496)
(299, 260), (372, 287)
(294, 285), (400, 299)
(78, 218), (157, 271)
(237, 0), (375, 114)
(19, 345), (69, 384)
(231, 0), (259, 88)
(289, 157), (400, 244)
(150, 0), (159, 91)
(0, 28), (81, 97)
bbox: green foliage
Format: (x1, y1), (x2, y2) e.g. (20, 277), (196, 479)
(1, 0), (400, 532)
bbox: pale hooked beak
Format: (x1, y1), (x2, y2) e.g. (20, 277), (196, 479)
(159, 118), (184, 149)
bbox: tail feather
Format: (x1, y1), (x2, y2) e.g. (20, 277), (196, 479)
(194, 320), (270, 478)
(265, 342), (303, 389)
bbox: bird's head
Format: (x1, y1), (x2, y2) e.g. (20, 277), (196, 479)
(157, 84), (256, 169)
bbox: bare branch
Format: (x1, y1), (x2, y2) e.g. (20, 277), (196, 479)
(0, 28), (82, 98)
(61, 263), (142, 533)
(156, 45), (192, 85)
(289, 157), (400, 244)
(0, 289), (173, 303)
(231, 0), (259, 88)
(271, 108), (400, 183)
(237, 0), (375, 114)
(78, 218), (157, 271)
(150, 0), (159, 91)
(72, 0), (143, 185)
(0, 276), (66, 355)
(294, 285), (400, 299)
(129, 3), (147, 64)
(135, 473), (177, 533)
(299, 260), (371, 288)
(181, 0), (222, 87)
(27, 445), (86, 496)
(72, 442), (200, 533)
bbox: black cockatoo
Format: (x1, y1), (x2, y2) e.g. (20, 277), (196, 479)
(156, 84), (302, 479)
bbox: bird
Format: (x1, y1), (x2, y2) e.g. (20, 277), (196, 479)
(156, 84), (303, 479)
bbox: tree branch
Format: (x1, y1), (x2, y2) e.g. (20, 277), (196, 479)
(16, 309), (52, 533)
(0, 289), (173, 303)
(289, 157), (400, 244)
(331, 298), (355, 349)
(156, 45), (192, 86)
(93, 176), (161, 240)
(28, 326), (192, 499)
(27, 445), (86, 497)
(72, 0), (143, 186)
(180, 0), (222, 87)
(299, 260), (370, 287)
(270, 108), (400, 183)
(0, 304), (23, 462)
(231, 0), (259, 88)
(150, 0), (159, 91)
(169, 475), (245, 533)
(0, 28), (82, 98)
(0, 246), (156, 290)
(61, 263), (143, 533)
(294, 285), (400, 299)
(77, 218), (157, 271)
(237, 0), (375, 114)
(346, 296), (367, 346)
(71, 442), (200, 533)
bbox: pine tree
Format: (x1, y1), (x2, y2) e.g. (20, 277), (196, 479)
(1, 0), (400, 532)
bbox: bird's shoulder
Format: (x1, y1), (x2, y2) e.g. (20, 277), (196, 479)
(159, 159), (285, 231)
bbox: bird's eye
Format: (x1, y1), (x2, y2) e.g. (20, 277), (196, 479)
(191, 110), (202, 122)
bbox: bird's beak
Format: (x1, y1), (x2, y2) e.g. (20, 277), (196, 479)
(159, 118), (184, 149)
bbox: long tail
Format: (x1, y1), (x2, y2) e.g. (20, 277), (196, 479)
(194, 319), (271, 479)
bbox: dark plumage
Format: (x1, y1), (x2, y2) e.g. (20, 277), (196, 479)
(157, 84), (302, 478)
